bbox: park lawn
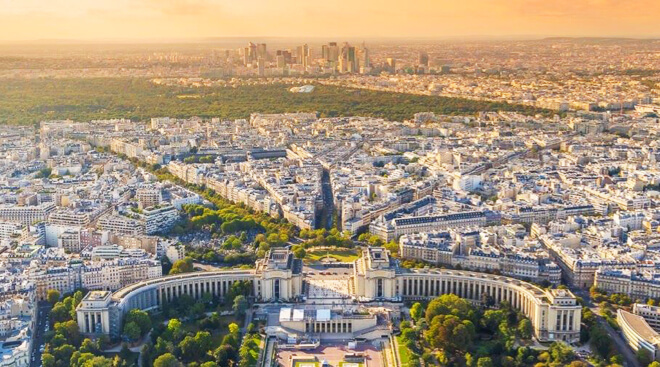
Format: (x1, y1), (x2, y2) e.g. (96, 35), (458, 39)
(396, 335), (410, 367)
(305, 249), (359, 263)
(293, 362), (320, 367)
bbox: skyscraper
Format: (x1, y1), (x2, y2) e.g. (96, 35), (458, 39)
(387, 58), (396, 73)
(418, 51), (429, 67)
(243, 42), (258, 66)
(296, 44), (310, 68)
(257, 43), (268, 61)
(328, 42), (339, 62)
(339, 42), (357, 73)
(360, 42), (370, 73)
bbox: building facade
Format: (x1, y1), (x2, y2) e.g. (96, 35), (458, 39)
(353, 248), (581, 342)
(77, 248), (580, 343)
(618, 309), (660, 361)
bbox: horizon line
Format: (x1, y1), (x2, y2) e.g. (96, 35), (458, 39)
(1, 35), (659, 45)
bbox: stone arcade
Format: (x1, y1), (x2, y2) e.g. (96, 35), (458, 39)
(77, 247), (581, 342)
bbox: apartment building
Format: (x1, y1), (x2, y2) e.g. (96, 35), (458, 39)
(142, 205), (178, 235)
(98, 214), (145, 236)
(136, 188), (162, 209)
(0, 202), (56, 225)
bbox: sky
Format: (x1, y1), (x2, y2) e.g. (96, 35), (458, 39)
(0, 0), (659, 41)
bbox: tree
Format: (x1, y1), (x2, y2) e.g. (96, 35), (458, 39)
(410, 303), (423, 322)
(54, 320), (82, 346)
(291, 245), (306, 259)
(47, 289), (61, 305)
(179, 331), (213, 361)
(465, 352), (474, 367)
(141, 342), (154, 367)
(610, 355), (624, 365)
(179, 336), (197, 361)
(42, 353), (56, 367)
(425, 314), (475, 356)
(50, 302), (70, 323)
(169, 257), (194, 275)
(125, 309), (152, 336)
(154, 337), (175, 356)
(123, 321), (141, 341)
(97, 335), (110, 351)
(73, 291), (84, 308)
(229, 323), (240, 335)
(517, 319), (532, 339)
(401, 328), (416, 342)
(548, 342), (575, 364)
(425, 294), (475, 323)
(477, 357), (493, 367)
(222, 323), (241, 349)
(480, 292), (495, 308)
(637, 348), (652, 366)
(500, 356), (515, 367)
(232, 295), (248, 317)
(81, 356), (113, 367)
(516, 347), (537, 366)
(648, 362), (660, 367)
(481, 309), (507, 333)
(80, 338), (98, 354)
(213, 344), (237, 366)
(167, 318), (183, 340)
(590, 324), (613, 358)
(195, 331), (213, 355)
(53, 344), (76, 363)
(153, 353), (182, 367)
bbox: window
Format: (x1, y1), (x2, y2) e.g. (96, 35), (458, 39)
(377, 279), (383, 298)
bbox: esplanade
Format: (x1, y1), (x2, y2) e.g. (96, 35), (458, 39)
(77, 247), (581, 343)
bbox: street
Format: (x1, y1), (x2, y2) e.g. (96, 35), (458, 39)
(30, 302), (51, 367)
(574, 289), (641, 367)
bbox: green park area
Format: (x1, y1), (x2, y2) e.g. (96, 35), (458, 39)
(293, 362), (320, 367)
(396, 334), (411, 366)
(305, 248), (359, 263)
(0, 78), (552, 125)
(338, 362), (365, 367)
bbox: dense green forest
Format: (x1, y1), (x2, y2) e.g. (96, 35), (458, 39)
(0, 78), (553, 125)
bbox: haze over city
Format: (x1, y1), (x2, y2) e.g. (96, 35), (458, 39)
(1, 0), (660, 41)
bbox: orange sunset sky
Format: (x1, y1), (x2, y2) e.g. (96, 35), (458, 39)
(1, 0), (658, 41)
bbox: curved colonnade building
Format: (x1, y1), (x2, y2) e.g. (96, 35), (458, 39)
(77, 247), (581, 343)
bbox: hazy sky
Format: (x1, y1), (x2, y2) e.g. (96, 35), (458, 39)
(1, 0), (659, 41)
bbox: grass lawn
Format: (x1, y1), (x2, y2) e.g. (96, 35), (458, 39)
(293, 363), (319, 367)
(396, 335), (410, 367)
(305, 249), (359, 263)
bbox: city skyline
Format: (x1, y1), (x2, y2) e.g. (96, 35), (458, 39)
(2, 0), (660, 41)
(2, 2), (660, 367)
